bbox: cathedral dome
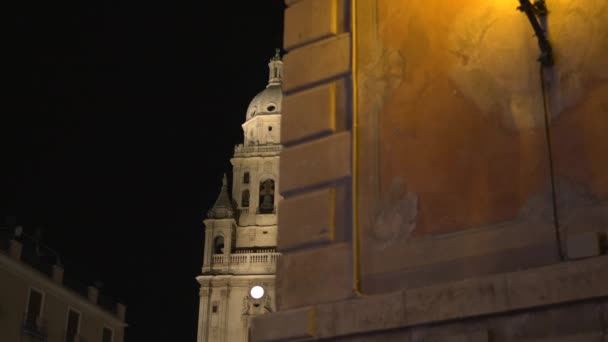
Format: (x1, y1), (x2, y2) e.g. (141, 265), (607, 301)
(246, 84), (282, 121)
(246, 50), (283, 122)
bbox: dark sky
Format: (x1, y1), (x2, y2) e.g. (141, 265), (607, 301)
(4, 0), (284, 340)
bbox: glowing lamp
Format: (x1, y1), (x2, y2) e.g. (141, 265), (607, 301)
(250, 285), (265, 299)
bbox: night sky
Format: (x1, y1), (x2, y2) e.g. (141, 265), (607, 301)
(4, 1), (284, 340)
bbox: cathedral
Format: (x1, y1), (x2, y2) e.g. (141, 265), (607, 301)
(196, 51), (283, 342)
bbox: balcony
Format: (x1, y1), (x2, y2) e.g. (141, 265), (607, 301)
(206, 252), (280, 275)
(233, 144), (281, 157)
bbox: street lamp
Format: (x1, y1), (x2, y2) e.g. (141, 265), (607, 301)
(517, 0), (553, 66)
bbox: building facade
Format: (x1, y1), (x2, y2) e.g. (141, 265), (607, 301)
(0, 234), (127, 342)
(251, 0), (608, 341)
(196, 52), (283, 342)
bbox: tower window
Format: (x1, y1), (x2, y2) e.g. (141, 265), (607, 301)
(268, 126), (273, 131)
(213, 236), (224, 254)
(212, 303), (218, 313)
(258, 179), (275, 214)
(243, 172), (250, 184)
(267, 105), (276, 112)
(241, 190), (250, 208)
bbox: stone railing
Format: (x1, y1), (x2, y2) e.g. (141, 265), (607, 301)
(209, 252), (280, 274)
(234, 144), (282, 157)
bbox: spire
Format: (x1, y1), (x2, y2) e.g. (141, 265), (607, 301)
(272, 48), (281, 61)
(268, 49), (283, 85)
(207, 173), (234, 219)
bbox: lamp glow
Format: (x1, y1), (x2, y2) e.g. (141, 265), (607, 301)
(250, 286), (265, 299)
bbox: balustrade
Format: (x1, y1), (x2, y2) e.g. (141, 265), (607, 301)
(234, 144), (282, 156)
(209, 252), (280, 273)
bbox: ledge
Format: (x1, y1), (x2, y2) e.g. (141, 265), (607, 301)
(251, 255), (608, 341)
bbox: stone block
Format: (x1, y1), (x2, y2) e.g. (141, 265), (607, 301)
(250, 306), (314, 342)
(276, 243), (353, 310)
(506, 255), (608, 310)
(498, 301), (604, 340)
(284, 0), (337, 50)
(280, 132), (351, 194)
(283, 33), (350, 92)
(282, 80), (348, 145)
(405, 276), (508, 325)
(284, 0), (302, 6)
(435, 331), (490, 342)
(566, 232), (601, 260)
(315, 291), (406, 338)
(278, 187), (335, 250)
(521, 333), (605, 342)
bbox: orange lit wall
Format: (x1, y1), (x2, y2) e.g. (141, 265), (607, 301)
(355, 0), (608, 293)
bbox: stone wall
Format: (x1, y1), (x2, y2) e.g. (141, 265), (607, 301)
(0, 248), (126, 342)
(355, 0), (608, 295)
(250, 0), (608, 340)
(275, 0), (355, 312)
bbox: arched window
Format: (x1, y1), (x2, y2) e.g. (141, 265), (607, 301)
(213, 236), (224, 254)
(241, 190), (250, 208)
(243, 172), (250, 184)
(258, 179), (275, 214)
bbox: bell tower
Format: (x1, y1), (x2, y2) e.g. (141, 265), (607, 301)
(196, 51), (283, 342)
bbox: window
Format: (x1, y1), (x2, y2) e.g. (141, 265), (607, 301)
(65, 308), (80, 342)
(102, 327), (114, 342)
(241, 189), (250, 208)
(268, 126), (273, 131)
(212, 303), (218, 313)
(25, 288), (44, 330)
(213, 236), (224, 254)
(243, 172), (250, 184)
(258, 179), (275, 214)
(267, 105), (276, 112)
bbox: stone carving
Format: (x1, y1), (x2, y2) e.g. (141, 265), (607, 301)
(241, 294), (273, 317)
(369, 178), (418, 250)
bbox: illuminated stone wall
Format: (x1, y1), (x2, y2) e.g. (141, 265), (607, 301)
(250, 0), (608, 341)
(356, 0), (608, 294)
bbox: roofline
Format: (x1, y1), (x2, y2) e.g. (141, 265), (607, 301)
(0, 250), (127, 328)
